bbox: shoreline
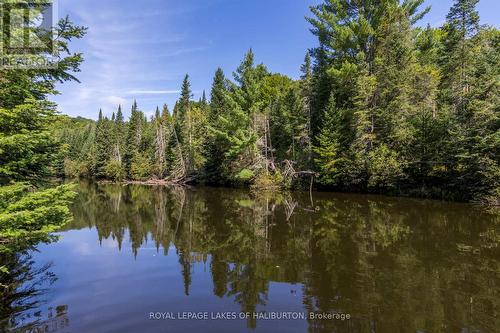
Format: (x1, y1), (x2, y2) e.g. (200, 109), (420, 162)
(97, 179), (183, 186)
(86, 178), (499, 207)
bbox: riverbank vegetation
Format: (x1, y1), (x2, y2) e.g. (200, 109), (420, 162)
(56, 0), (499, 203)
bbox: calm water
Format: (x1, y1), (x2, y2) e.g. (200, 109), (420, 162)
(1, 182), (499, 333)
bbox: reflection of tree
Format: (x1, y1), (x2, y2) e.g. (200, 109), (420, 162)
(210, 256), (229, 297)
(66, 182), (498, 333)
(302, 195), (499, 333)
(0, 252), (69, 332)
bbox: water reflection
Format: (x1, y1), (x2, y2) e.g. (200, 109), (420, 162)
(0, 253), (69, 332)
(4, 182), (500, 332)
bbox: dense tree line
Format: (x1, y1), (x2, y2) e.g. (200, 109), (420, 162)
(58, 0), (499, 203)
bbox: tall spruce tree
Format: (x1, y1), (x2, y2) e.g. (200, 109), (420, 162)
(204, 68), (229, 183)
(440, 0), (480, 113)
(124, 101), (143, 178)
(314, 94), (344, 186)
(439, 0), (499, 201)
(153, 106), (167, 178)
(300, 53), (313, 165)
(94, 109), (111, 178)
(114, 104), (125, 163)
(178, 74), (192, 125)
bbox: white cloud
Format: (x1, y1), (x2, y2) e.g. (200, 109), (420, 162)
(127, 90), (180, 95)
(102, 95), (127, 106)
(54, 0), (210, 119)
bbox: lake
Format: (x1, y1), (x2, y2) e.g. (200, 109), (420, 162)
(1, 182), (498, 332)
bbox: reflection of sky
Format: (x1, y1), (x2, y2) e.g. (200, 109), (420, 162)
(28, 228), (308, 332)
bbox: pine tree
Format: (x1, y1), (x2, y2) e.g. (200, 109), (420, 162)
(178, 74), (192, 125)
(439, 0), (499, 201)
(440, 0), (480, 114)
(201, 90), (207, 105)
(124, 101), (144, 178)
(209, 68), (227, 123)
(308, 1), (432, 189)
(233, 49), (269, 114)
(204, 68), (229, 183)
(153, 106), (167, 178)
(116, 105), (124, 123)
(300, 53), (312, 80)
(114, 104), (125, 163)
(300, 53), (313, 165)
(94, 109), (111, 178)
(314, 94), (345, 186)
(100, 104), (126, 180)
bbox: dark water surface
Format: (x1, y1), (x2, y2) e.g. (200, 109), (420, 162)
(2, 182), (499, 333)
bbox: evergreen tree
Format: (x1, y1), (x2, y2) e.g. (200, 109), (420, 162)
(314, 94), (347, 186)
(300, 53), (313, 165)
(124, 101), (144, 178)
(102, 105), (126, 180)
(153, 106), (167, 178)
(204, 68), (229, 183)
(178, 74), (192, 125)
(116, 105), (124, 123)
(201, 90), (207, 105)
(114, 104), (125, 162)
(440, 0), (480, 113)
(439, 0), (499, 201)
(0, 15), (85, 271)
(233, 49), (269, 114)
(209, 68), (227, 123)
(94, 109), (111, 178)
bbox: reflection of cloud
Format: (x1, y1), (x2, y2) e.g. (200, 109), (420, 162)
(75, 242), (91, 255)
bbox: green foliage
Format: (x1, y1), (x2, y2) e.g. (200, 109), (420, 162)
(64, 158), (91, 178)
(204, 68), (229, 184)
(177, 74), (192, 125)
(55, 0), (498, 203)
(314, 94), (346, 186)
(368, 145), (405, 190)
(306, 0), (499, 201)
(124, 102), (143, 177)
(130, 153), (152, 181)
(0, 184), (76, 253)
(252, 171), (284, 191)
(52, 116), (95, 178)
(0, 15), (85, 258)
(104, 159), (125, 181)
(94, 110), (113, 178)
(235, 169), (255, 183)
(0, 100), (60, 181)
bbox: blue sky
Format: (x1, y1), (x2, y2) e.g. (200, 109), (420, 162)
(54, 0), (499, 120)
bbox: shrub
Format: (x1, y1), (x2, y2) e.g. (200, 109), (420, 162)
(104, 159), (125, 181)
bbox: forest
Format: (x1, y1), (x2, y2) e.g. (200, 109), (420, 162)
(56, 0), (499, 204)
(0, 0), (499, 276)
